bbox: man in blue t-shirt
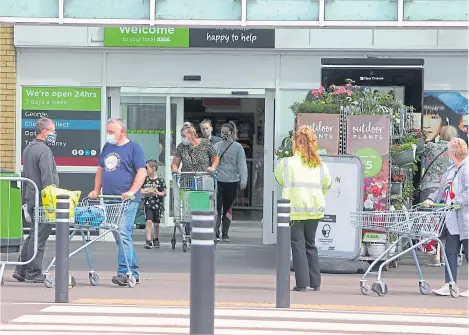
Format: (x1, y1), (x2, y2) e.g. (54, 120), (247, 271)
(89, 118), (147, 286)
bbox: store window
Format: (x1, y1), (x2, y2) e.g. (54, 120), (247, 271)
(0, 0), (58, 17)
(156, 0), (241, 20)
(120, 97), (176, 171)
(64, 0), (150, 19)
(277, 90), (312, 149)
(325, 0), (398, 21)
(247, 0), (319, 21)
(404, 0), (467, 21)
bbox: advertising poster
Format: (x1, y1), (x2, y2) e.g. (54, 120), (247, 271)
(422, 92), (468, 143)
(297, 113), (340, 154)
(21, 87), (101, 166)
(346, 115), (391, 211)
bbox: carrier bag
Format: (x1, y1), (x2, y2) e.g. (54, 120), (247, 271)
(41, 185), (81, 221)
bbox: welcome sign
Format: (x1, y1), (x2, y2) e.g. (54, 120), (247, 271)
(103, 27), (275, 48)
(104, 27), (190, 47)
(297, 113), (340, 154)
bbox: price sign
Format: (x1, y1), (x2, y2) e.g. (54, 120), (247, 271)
(355, 147), (382, 177)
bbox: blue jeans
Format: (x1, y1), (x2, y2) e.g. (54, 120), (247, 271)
(112, 200), (139, 278)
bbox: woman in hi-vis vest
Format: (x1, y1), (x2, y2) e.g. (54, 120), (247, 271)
(275, 126), (332, 292)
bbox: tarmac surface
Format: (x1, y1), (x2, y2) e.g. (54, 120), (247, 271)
(0, 221), (468, 334)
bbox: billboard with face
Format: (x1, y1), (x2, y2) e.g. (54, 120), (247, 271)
(422, 92), (468, 143)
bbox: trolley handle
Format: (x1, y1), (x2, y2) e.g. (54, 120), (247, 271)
(82, 194), (135, 203)
(172, 171), (216, 176)
(417, 203), (461, 210)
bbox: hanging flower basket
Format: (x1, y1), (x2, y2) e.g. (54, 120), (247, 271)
(390, 182), (403, 195)
(392, 149), (414, 166)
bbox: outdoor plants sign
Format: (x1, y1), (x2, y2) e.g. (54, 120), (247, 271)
(346, 115), (391, 211)
(297, 114), (340, 154)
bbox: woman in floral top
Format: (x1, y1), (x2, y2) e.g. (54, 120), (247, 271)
(419, 126), (458, 201)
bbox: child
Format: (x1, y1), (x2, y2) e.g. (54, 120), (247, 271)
(141, 159), (167, 249)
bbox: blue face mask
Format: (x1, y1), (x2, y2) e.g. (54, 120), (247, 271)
(46, 133), (57, 145)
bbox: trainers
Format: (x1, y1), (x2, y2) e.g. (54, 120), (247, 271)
(292, 286), (307, 292)
(460, 290), (468, 297)
(432, 283), (451, 296)
(153, 238), (160, 248)
(12, 269), (25, 282)
(221, 234), (230, 242)
(215, 231), (220, 241)
(144, 240), (153, 249)
(25, 274), (46, 283)
(112, 274), (139, 286)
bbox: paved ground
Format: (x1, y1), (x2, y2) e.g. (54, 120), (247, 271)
(0, 221), (468, 333)
(0, 303), (467, 335)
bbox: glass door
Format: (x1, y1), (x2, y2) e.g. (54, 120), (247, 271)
(120, 93), (184, 227)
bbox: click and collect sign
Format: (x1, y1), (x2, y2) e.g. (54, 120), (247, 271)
(21, 87), (101, 167)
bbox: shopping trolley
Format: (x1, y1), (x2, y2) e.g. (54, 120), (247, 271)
(350, 204), (460, 297)
(172, 172), (217, 252)
(41, 195), (137, 288)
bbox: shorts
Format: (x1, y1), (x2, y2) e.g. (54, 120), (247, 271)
(144, 207), (161, 223)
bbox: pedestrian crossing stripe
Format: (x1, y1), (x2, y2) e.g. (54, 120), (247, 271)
(1, 305), (467, 335)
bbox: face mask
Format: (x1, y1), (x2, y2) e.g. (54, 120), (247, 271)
(46, 133), (57, 145)
(106, 134), (118, 145)
(181, 137), (190, 146)
(221, 133), (231, 141)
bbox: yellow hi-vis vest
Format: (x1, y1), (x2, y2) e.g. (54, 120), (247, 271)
(274, 154), (332, 221)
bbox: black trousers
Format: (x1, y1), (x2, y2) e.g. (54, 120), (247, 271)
(215, 181), (238, 236)
(17, 207), (53, 277)
(444, 234), (468, 283)
(290, 219), (321, 288)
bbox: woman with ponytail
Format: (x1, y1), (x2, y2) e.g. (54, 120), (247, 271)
(275, 126), (332, 292)
(213, 121), (248, 242)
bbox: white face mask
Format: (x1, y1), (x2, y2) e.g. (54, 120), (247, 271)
(181, 137), (190, 146)
(106, 134), (118, 145)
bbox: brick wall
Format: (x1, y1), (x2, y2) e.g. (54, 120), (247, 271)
(0, 25), (16, 171)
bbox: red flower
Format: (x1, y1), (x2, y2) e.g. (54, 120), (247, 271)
(372, 187), (381, 197)
(450, 192), (455, 200)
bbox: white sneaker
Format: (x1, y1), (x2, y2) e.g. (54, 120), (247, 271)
(460, 290), (468, 297)
(432, 283), (451, 296)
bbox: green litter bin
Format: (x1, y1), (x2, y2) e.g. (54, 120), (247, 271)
(0, 170), (23, 253)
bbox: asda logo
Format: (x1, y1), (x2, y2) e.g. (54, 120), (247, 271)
(119, 27), (176, 35)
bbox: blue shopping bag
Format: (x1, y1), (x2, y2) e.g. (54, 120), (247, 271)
(74, 206), (106, 227)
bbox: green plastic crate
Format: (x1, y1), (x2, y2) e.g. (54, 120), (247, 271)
(188, 191), (212, 211)
(0, 170), (23, 253)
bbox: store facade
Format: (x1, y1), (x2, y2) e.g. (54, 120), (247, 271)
(14, 25), (467, 244)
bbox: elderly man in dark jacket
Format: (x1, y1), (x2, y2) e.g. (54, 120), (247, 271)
(13, 117), (59, 283)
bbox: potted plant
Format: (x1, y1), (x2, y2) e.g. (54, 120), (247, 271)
(390, 170), (405, 195)
(391, 142), (414, 166)
(410, 128), (425, 154)
(291, 100), (340, 115)
(391, 180), (415, 210)
(275, 131), (293, 159)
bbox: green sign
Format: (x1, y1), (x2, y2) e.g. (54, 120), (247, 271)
(104, 27), (189, 47)
(355, 147), (383, 177)
(22, 87), (101, 111)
